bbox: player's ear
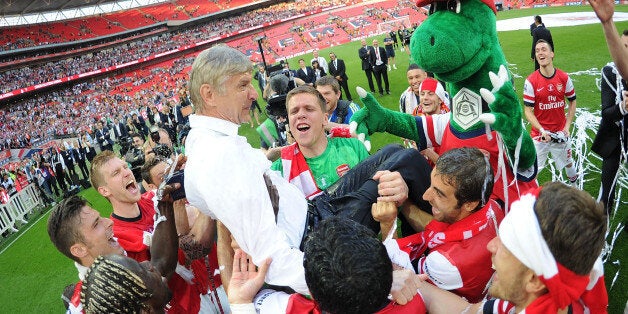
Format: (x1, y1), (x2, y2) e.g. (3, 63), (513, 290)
(70, 243), (88, 259)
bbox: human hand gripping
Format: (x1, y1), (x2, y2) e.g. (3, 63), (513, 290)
(374, 170), (408, 206)
(479, 65), (536, 169)
(228, 249), (272, 304)
(390, 269), (428, 305)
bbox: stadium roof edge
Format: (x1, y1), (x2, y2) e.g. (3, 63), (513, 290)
(0, 0), (168, 27)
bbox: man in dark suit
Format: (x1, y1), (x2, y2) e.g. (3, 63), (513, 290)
(132, 113), (149, 138)
(254, 64), (269, 92)
(328, 52), (352, 101)
(531, 15), (554, 70)
(113, 117), (129, 143)
(296, 59), (315, 85)
(60, 145), (78, 184)
(592, 62), (628, 213)
(371, 39), (390, 96)
(358, 39), (376, 93)
(95, 121), (113, 152)
(73, 139), (89, 180)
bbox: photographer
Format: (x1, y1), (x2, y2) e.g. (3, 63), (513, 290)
(258, 72), (303, 161)
(144, 126), (175, 160)
(124, 133), (146, 182)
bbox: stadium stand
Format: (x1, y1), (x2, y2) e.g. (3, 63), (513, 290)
(0, 1), (425, 239)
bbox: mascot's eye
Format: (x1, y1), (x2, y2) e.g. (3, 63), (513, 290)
(429, 0), (461, 14)
(448, 0), (461, 13)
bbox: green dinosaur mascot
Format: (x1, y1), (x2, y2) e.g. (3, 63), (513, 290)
(350, 0), (538, 208)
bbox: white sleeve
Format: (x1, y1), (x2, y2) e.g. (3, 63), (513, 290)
(185, 136), (309, 295)
(383, 238), (414, 271)
(522, 78), (535, 106)
(254, 289), (291, 314)
(230, 303), (256, 314)
(420, 251), (463, 290)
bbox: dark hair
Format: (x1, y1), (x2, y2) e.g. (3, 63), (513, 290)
(623, 29), (628, 36)
(81, 255), (151, 313)
(47, 196), (89, 262)
(534, 15), (542, 24)
(535, 182), (606, 275)
(303, 217), (392, 314)
(269, 74), (289, 95)
(434, 147), (494, 210)
(315, 75), (340, 94)
(130, 133), (142, 140)
(407, 63), (421, 72)
(535, 38), (553, 52)
(140, 156), (162, 185)
(286, 85), (327, 112)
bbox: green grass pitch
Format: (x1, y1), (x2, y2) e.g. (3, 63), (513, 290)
(1, 5), (627, 312)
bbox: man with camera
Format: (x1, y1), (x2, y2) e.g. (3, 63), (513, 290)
(523, 39), (578, 184)
(258, 69), (304, 161)
(124, 133), (146, 182)
(144, 126), (174, 160)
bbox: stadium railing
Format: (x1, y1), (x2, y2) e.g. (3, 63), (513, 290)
(0, 184), (44, 238)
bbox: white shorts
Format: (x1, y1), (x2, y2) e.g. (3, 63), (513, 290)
(533, 139), (574, 170)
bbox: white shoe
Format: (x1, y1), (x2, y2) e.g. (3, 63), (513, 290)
(393, 64), (397, 70)
(387, 65), (391, 71)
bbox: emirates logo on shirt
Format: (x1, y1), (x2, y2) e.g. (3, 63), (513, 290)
(336, 164), (350, 177)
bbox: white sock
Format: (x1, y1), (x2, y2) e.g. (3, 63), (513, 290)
(565, 165), (578, 182)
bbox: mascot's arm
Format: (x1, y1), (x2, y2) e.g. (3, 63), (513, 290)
(479, 65), (536, 169)
(350, 87), (419, 151)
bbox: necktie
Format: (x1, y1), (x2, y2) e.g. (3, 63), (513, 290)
(334, 60), (337, 69)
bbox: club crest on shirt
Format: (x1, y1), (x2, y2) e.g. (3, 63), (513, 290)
(557, 83), (563, 92)
(452, 88), (482, 130)
(336, 164), (350, 177)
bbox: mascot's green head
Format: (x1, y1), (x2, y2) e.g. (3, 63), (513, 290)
(349, 0), (536, 171)
(410, 0), (504, 85)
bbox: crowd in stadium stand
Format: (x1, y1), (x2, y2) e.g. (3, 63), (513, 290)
(0, 56), (193, 151)
(0, 0), (398, 151)
(0, 0), (353, 94)
(0, 0), (403, 161)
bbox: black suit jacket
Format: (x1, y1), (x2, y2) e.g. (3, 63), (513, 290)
(329, 59), (349, 81)
(592, 65), (628, 158)
(531, 25), (554, 59)
(373, 46), (388, 68)
(114, 122), (129, 139)
(296, 67), (315, 84)
(359, 46), (375, 70)
(96, 127), (113, 147)
(254, 71), (268, 91)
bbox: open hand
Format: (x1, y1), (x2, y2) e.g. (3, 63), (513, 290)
(227, 249), (272, 304)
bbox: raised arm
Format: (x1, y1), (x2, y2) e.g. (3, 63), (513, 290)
(150, 184), (180, 278)
(591, 0), (628, 78)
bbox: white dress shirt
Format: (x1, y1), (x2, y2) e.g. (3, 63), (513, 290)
(184, 115), (309, 294)
(311, 56), (329, 74)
